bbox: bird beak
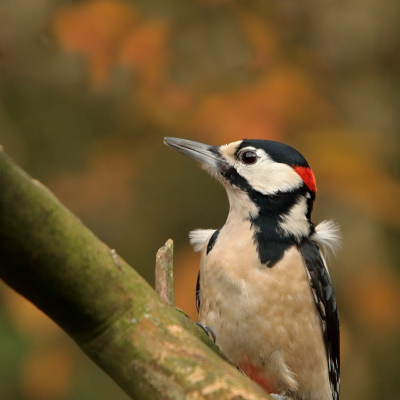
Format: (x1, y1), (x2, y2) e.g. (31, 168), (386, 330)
(164, 137), (226, 171)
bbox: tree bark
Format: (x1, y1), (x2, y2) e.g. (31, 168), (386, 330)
(0, 147), (269, 400)
(155, 239), (175, 306)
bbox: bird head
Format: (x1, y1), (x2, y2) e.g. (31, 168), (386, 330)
(165, 137), (319, 265)
(165, 137), (315, 211)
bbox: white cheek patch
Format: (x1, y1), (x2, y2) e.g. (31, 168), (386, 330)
(236, 150), (303, 195)
(278, 196), (310, 240)
(219, 144), (304, 201)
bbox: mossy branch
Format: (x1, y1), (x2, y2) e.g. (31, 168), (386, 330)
(0, 148), (269, 400)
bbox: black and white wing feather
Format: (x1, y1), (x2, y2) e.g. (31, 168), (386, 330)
(299, 238), (340, 400)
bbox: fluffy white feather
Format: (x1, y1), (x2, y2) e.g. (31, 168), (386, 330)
(312, 220), (341, 257)
(189, 229), (216, 252)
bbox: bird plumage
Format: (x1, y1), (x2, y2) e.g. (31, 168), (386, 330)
(164, 137), (340, 400)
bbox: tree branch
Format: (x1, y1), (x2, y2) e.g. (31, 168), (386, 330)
(0, 147), (269, 399)
(155, 239), (175, 306)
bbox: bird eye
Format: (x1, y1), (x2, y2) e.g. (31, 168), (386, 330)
(240, 151), (258, 165)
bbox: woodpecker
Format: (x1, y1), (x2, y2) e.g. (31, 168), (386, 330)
(164, 137), (340, 400)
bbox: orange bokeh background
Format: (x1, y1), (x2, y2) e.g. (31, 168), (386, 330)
(1, 1), (400, 399)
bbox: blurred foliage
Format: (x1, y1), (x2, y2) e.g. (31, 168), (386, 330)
(1, 0), (400, 399)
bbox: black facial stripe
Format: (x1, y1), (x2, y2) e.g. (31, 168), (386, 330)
(250, 187), (311, 267)
(306, 192), (315, 220)
(221, 166), (253, 191)
(235, 139), (309, 167)
(248, 185), (309, 215)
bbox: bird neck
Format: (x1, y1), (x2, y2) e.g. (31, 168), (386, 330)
(226, 187), (314, 267)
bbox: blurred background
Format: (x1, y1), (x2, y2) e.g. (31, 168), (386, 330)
(0, 0), (400, 399)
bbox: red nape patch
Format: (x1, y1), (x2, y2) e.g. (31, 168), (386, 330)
(239, 358), (278, 394)
(294, 166), (317, 194)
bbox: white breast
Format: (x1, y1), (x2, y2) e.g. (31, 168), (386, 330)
(197, 215), (332, 400)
